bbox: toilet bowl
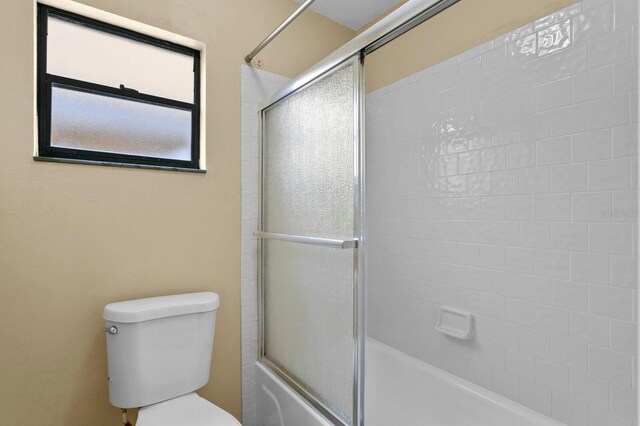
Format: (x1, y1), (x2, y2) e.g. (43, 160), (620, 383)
(137, 393), (241, 426)
(103, 292), (241, 426)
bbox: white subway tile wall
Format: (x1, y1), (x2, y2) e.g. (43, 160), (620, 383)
(240, 65), (290, 426)
(366, 1), (638, 425)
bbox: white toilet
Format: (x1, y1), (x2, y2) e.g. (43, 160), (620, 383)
(103, 292), (242, 426)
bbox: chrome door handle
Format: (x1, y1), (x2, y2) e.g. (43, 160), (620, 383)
(254, 231), (358, 249)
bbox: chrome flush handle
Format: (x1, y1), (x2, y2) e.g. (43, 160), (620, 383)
(101, 325), (118, 335)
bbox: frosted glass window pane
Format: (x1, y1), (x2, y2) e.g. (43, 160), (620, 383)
(263, 63), (355, 240)
(47, 16), (194, 103)
(264, 239), (354, 423)
(50, 85), (192, 160)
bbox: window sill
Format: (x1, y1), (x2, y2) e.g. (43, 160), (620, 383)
(34, 156), (206, 173)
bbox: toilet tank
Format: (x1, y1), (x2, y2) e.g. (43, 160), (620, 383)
(103, 292), (219, 408)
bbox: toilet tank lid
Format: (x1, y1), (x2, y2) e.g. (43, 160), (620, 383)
(103, 292), (220, 323)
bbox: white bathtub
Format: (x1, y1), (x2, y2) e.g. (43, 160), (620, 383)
(256, 338), (565, 426)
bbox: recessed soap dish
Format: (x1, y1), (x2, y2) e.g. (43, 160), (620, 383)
(435, 305), (475, 340)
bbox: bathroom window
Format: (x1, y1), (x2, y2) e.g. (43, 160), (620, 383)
(36, 4), (202, 170)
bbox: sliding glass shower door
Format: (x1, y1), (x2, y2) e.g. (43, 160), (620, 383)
(256, 56), (364, 426)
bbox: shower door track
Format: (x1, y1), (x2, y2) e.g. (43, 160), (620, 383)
(260, 357), (352, 426)
(257, 0), (461, 112)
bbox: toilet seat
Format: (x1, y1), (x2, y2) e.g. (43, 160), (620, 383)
(137, 392), (242, 426)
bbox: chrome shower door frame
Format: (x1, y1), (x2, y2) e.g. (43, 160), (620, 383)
(255, 1), (467, 424)
(256, 54), (366, 426)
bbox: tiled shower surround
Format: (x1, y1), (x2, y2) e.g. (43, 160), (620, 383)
(366, 0), (638, 425)
(240, 65), (290, 426)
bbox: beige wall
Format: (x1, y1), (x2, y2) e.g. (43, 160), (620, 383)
(366, 0), (577, 92)
(0, 1), (353, 424)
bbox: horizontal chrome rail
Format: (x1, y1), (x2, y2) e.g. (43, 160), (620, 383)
(255, 231), (358, 249)
(244, 0), (316, 64)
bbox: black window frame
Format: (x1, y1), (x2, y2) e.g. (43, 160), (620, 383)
(37, 4), (201, 170)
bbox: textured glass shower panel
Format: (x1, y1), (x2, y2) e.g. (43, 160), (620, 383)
(262, 61), (356, 423)
(263, 239), (355, 422)
(263, 63), (355, 240)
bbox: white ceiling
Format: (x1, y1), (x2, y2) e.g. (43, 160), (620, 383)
(294, 0), (403, 31)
